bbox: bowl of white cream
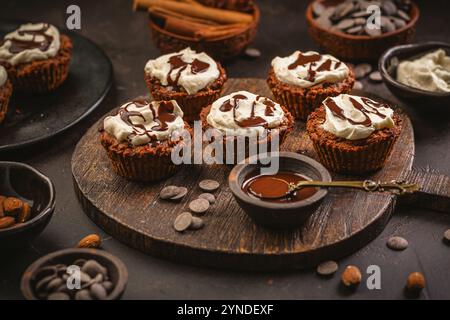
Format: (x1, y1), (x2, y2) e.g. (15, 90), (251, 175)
(379, 42), (450, 106)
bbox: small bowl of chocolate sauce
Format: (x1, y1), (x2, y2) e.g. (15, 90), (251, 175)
(229, 152), (331, 229)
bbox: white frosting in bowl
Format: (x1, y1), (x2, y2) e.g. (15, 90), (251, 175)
(206, 90), (286, 136)
(103, 99), (185, 146)
(271, 50), (349, 88)
(145, 47), (220, 95)
(0, 66), (7, 87)
(0, 23), (61, 66)
(321, 94), (395, 140)
(397, 49), (450, 93)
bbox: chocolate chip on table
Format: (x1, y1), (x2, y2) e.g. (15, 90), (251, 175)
(174, 212), (193, 232)
(190, 217), (205, 230)
(316, 260), (339, 276)
(443, 229), (450, 244)
(159, 186), (181, 199)
(353, 81), (364, 90)
(387, 236), (409, 250)
(189, 198), (210, 214)
(406, 272), (426, 292)
(199, 179), (220, 192)
(354, 63), (373, 79)
(170, 187), (188, 200)
(199, 193), (216, 204)
(369, 71), (383, 82)
(245, 48), (261, 58)
(341, 265), (362, 287)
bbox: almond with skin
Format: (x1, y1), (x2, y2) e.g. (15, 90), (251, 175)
(0, 216), (16, 229)
(77, 234), (102, 249)
(18, 202), (31, 223)
(3, 197), (23, 216)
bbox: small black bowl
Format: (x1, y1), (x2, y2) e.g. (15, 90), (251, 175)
(21, 248), (128, 300)
(229, 152), (331, 229)
(0, 161), (55, 248)
(379, 42), (450, 107)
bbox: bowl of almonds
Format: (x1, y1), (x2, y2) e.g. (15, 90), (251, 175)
(0, 161), (55, 248)
(306, 0), (420, 61)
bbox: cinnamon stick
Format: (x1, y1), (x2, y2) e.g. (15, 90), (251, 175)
(150, 6), (218, 25)
(136, 0), (253, 24)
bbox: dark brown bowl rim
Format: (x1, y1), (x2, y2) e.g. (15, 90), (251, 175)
(148, 3), (260, 42)
(305, 0), (420, 40)
(21, 248), (128, 300)
(379, 41), (450, 97)
(229, 152), (332, 210)
(0, 161), (55, 235)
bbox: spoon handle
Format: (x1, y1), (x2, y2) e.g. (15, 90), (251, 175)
(289, 180), (420, 195)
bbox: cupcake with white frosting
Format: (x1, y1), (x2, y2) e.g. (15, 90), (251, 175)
(0, 23), (72, 93)
(267, 50), (355, 120)
(145, 47), (227, 122)
(0, 65), (12, 124)
(200, 91), (294, 163)
(100, 99), (191, 182)
(306, 93), (402, 174)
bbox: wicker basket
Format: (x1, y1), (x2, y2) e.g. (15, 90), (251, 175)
(148, 3), (260, 61)
(306, 0), (420, 62)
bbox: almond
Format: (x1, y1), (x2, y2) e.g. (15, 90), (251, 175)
(17, 202), (31, 223)
(406, 272), (425, 291)
(77, 234), (101, 249)
(341, 265), (362, 287)
(3, 197), (23, 217)
(0, 216), (16, 229)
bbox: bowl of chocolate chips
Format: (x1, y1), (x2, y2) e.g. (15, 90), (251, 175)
(306, 0), (420, 61)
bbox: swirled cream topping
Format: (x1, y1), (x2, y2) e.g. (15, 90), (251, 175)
(397, 49), (450, 93)
(145, 47), (220, 95)
(103, 99), (185, 146)
(0, 23), (61, 66)
(0, 66), (7, 87)
(206, 91), (285, 136)
(271, 50), (349, 88)
(322, 94), (395, 140)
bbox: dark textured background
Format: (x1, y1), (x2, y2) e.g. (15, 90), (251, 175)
(0, 0), (449, 299)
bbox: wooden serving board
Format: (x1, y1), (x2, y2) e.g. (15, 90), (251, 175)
(72, 78), (420, 270)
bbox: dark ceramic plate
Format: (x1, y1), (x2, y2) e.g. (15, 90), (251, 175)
(379, 42), (450, 107)
(0, 21), (112, 152)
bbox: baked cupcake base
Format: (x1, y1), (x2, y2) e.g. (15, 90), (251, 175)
(199, 104), (295, 164)
(267, 67), (355, 121)
(100, 124), (192, 182)
(0, 80), (13, 124)
(145, 64), (227, 123)
(307, 106), (402, 175)
(1, 35), (72, 93)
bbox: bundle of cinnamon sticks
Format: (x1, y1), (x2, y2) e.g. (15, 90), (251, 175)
(133, 0), (254, 41)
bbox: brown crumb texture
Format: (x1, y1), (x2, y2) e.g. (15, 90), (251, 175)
(0, 80), (13, 124)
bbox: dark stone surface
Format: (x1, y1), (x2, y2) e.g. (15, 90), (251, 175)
(0, 0), (449, 299)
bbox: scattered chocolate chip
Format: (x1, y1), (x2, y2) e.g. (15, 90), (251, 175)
(443, 229), (450, 244)
(198, 193), (216, 204)
(245, 48), (261, 58)
(341, 265), (361, 287)
(189, 198), (210, 214)
(354, 63), (373, 79)
(170, 187), (188, 200)
(353, 81), (363, 90)
(316, 260), (339, 276)
(160, 186), (181, 199)
(369, 71), (383, 82)
(174, 212), (193, 232)
(190, 217), (205, 230)
(387, 236), (408, 250)
(199, 179), (220, 192)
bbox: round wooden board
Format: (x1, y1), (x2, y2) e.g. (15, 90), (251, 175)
(72, 78), (414, 270)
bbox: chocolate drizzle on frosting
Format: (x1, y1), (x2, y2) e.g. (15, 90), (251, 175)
(324, 96), (388, 127)
(4, 23), (53, 54)
(219, 94), (277, 128)
(150, 100), (177, 131)
(287, 52), (344, 83)
(167, 54), (210, 86)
